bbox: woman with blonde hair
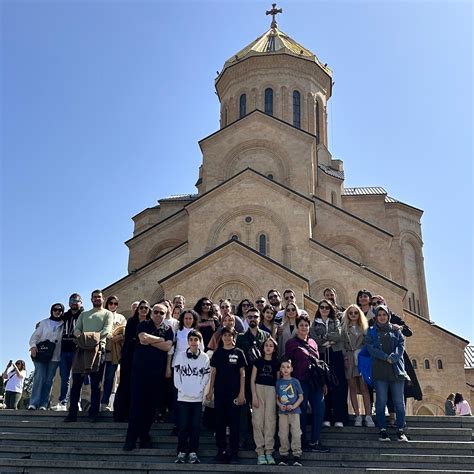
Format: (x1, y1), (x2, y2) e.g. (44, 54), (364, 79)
(277, 302), (300, 358)
(341, 304), (374, 427)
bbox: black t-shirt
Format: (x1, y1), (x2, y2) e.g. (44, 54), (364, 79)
(211, 346), (247, 398)
(254, 358), (279, 387)
(132, 320), (173, 374)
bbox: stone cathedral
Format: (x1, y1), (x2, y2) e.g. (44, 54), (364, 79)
(104, 7), (469, 415)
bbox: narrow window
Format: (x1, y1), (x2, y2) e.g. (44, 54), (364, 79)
(437, 359), (443, 370)
(293, 90), (301, 128)
(258, 234), (267, 256)
(331, 191), (337, 205)
(265, 88), (273, 116)
(408, 297), (412, 312)
(424, 359), (430, 369)
(239, 94), (246, 118)
(224, 108), (228, 126)
(316, 100), (320, 144)
(412, 359), (417, 370)
(417, 299), (421, 315)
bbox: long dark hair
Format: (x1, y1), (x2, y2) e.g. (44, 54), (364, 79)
(454, 393), (464, 405)
(236, 299), (252, 318)
(133, 300), (151, 320)
(260, 336), (278, 360)
(178, 309), (199, 331)
(315, 299), (336, 320)
(193, 297), (216, 318)
(356, 289), (372, 305)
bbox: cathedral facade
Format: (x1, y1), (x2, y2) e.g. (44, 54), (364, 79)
(104, 11), (469, 415)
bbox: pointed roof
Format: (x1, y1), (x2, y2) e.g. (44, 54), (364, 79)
(218, 26), (332, 80)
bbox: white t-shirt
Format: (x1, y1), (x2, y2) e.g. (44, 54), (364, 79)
(5, 370), (26, 393)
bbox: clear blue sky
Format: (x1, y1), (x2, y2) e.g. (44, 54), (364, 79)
(2, 0), (472, 369)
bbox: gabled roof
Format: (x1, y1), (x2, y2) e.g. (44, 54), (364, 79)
(310, 238), (406, 291)
(342, 187), (423, 213)
(159, 194), (197, 202)
(403, 309), (470, 345)
(199, 109), (318, 146)
(158, 239), (309, 286)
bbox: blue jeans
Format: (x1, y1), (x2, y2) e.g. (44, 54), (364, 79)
(59, 351), (75, 403)
(101, 361), (118, 405)
(30, 360), (59, 408)
(300, 380), (325, 445)
(374, 379), (405, 430)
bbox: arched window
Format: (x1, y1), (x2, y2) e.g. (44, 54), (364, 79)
(231, 234), (239, 241)
(264, 88), (273, 116)
(293, 90), (301, 128)
(258, 234), (267, 256)
(437, 359), (443, 370)
(315, 100), (320, 144)
(424, 359), (430, 369)
(412, 359), (417, 370)
(239, 94), (246, 118)
(267, 174), (274, 180)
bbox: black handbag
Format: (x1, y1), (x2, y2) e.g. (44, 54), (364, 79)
(295, 337), (333, 390)
(32, 340), (56, 363)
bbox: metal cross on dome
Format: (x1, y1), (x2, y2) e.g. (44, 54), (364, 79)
(266, 3), (283, 29)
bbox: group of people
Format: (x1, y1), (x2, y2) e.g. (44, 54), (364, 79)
(445, 393), (472, 417)
(20, 286), (434, 465)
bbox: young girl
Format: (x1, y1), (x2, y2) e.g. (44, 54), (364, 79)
(251, 337), (279, 465)
(341, 304), (374, 427)
(259, 305), (277, 338)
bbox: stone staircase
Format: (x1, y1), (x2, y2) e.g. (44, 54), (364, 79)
(0, 411), (473, 473)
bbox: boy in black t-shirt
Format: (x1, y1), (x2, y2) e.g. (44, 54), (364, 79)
(206, 327), (246, 463)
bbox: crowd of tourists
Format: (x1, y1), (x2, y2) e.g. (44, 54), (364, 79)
(1, 287), (469, 465)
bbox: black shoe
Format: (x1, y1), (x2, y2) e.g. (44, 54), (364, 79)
(214, 451), (228, 463)
(63, 416), (77, 423)
(293, 456), (302, 466)
(279, 455), (289, 465)
(122, 441), (135, 451)
(308, 442), (330, 453)
(379, 429), (391, 442)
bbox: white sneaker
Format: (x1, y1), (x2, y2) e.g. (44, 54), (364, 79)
(78, 403), (82, 412)
(52, 403), (67, 412)
(39, 407), (47, 411)
(354, 415), (363, 427)
(322, 421), (331, 427)
(334, 422), (344, 428)
(28, 405), (36, 411)
(365, 416), (375, 427)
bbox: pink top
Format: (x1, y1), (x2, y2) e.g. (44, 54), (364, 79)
(456, 400), (472, 416)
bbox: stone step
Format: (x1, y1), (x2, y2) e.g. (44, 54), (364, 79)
(0, 445), (473, 464)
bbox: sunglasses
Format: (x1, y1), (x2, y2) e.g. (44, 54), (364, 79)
(319, 305), (331, 310)
(348, 311), (359, 316)
(53, 308), (62, 312)
(69, 299), (81, 303)
(256, 300), (265, 304)
(242, 303), (250, 307)
(153, 310), (166, 315)
(202, 302), (211, 306)
(284, 295), (295, 300)
(269, 294), (278, 299)
(221, 305), (230, 309)
(139, 306), (149, 311)
(109, 302), (118, 306)
(371, 301), (382, 306)
(287, 307), (297, 312)
(247, 315), (259, 319)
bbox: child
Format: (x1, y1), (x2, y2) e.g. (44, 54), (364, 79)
(341, 304), (374, 427)
(206, 327), (246, 464)
(276, 358), (304, 466)
(251, 337), (279, 465)
(173, 330), (210, 464)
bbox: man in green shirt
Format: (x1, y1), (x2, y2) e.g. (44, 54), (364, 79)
(65, 289), (113, 422)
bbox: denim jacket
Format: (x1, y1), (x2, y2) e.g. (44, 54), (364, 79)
(364, 325), (406, 378)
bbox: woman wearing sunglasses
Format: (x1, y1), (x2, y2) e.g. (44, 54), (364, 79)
(310, 300), (348, 428)
(28, 303), (65, 410)
(277, 303), (300, 358)
(194, 298), (219, 351)
(113, 300), (151, 422)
